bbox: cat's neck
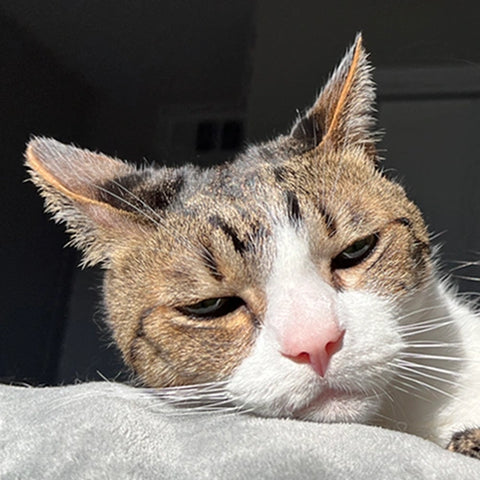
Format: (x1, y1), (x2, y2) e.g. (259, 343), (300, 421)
(379, 278), (480, 446)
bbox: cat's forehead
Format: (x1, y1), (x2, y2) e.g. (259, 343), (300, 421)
(182, 143), (395, 229)
(124, 145), (414, 287)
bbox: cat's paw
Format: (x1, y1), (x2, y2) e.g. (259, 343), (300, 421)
(447, 428), (480, 459)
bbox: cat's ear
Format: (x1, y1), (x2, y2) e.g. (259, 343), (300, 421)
(26, 137), (161, 266)
(290, 34), (376, 155)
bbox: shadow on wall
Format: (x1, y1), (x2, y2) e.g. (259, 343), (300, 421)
(0, 12), (97, 385)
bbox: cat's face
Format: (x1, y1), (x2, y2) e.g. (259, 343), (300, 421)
(26, 35), (431, 423)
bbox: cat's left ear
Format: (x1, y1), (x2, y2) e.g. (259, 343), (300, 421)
(290, 34), (376, 155)
(25, 137), (181, 267)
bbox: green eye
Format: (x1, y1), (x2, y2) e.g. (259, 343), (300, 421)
(178, 297), (245, 319)
(332, 234), (378, 270)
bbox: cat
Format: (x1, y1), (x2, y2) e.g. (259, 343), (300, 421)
(25, 34), (480, 459)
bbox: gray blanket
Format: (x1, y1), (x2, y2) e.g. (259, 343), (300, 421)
(1, 382), (479, 479)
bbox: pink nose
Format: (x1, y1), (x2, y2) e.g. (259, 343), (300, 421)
(280, 325), (345, 377)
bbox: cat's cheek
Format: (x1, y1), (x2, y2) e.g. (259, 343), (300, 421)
(121, 305), (257, 388)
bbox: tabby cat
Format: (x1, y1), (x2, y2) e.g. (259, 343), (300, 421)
(26, 35), (480, 458)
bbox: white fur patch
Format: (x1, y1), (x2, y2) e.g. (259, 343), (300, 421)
(263, 225), (339, 347)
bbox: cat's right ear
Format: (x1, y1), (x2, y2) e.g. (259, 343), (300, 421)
(26, 137), (151, 266)
(290, 34), (377, 156)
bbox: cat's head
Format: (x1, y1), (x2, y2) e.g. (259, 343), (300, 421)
(26, 35), (431, 422)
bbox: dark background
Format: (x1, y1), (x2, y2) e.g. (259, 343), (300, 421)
(1, 1), (480, 386)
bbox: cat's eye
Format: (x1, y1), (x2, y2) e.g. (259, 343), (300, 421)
(178, 296), (245, 319)
(332, 234), (378, 270)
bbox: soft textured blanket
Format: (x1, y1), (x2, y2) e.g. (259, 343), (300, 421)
(1, 382), (479, 479)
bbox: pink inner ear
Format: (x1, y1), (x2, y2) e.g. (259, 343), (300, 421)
(27, 137), (134, 202)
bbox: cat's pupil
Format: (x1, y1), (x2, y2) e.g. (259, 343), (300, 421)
(332, 234), (378, 270)
(178, 297), (245, 319)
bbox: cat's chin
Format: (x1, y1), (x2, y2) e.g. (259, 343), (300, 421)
(292, 388), (380, 424)
(243, 386), (382, 424)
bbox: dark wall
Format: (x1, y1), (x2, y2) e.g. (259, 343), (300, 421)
(0, 13), (94, 384)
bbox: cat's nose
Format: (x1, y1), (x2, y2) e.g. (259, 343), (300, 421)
(280, 325), (345, 377)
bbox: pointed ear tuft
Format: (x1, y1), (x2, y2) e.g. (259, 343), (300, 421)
(26, 137), (144, 266)
(291, 34), (377, 155)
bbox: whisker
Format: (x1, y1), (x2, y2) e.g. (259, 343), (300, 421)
(399, 320), (456, 337)
(429, 230), (447, 242)
(399, 352), (464, 362)
(447, 260), (480, 273)
(392, 372), (456, 399)
(155, 380), (230, 392)
(457, 291), (480, 297)
(389, 380), (431, 403)
(396, 305), (443, 321)
(395, 359), (461, 379)
(108, 178), (167, 224)
(394, 363), (461, 389)
(399, 315), (454, 329)
(453, 275), (480, 282)
(406, 341), (462, 349)
(94, 183), (163, 228)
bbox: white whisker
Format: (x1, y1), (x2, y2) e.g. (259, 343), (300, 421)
(400, 352), (464, 362)
(94, 183), (163, 228)
(399, 320), (456, 337)
(395, 359), (461, 379)
(108, 178), (166, 224)
(406, 341), (461, 349)
(454, 275), (480, 282)
(393, 372), (456, 399)
(395, 305), (444, 322)
(394, 363), (461, 389)
(389, 380), (431, 403)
